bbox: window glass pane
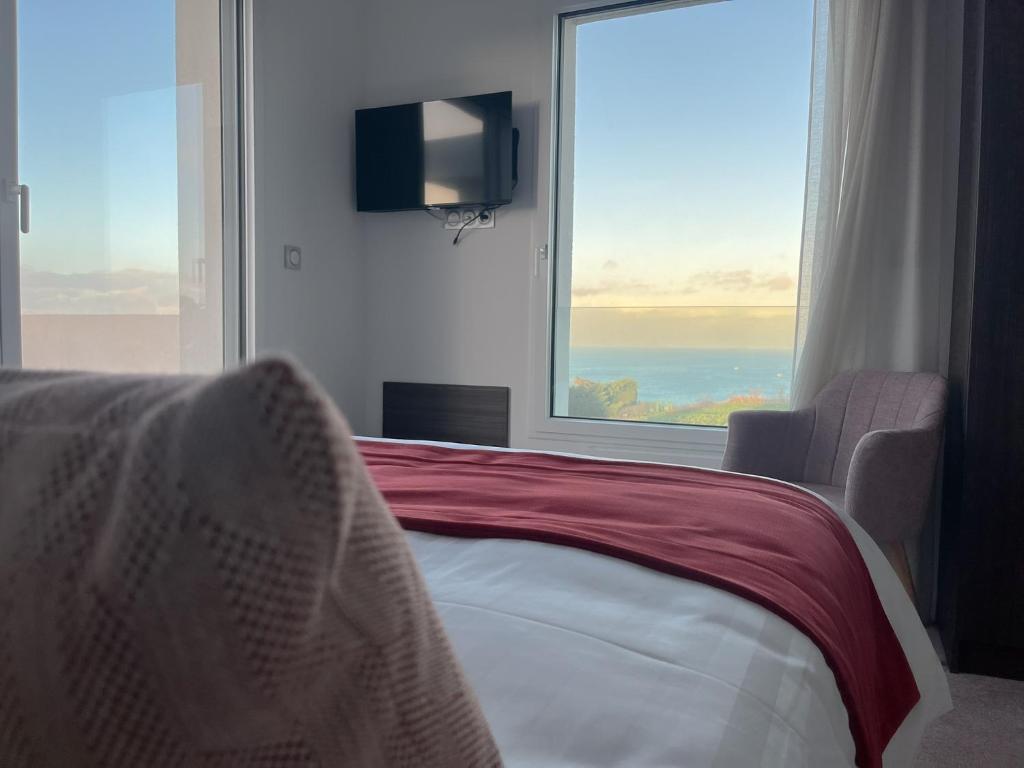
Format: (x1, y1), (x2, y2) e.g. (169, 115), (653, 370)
(552, 0), (813, 427)
(18, 0), (224, 373)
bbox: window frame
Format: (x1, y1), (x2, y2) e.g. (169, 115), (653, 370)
(221, 0), (255, 368)
(526, 0), (736, 466)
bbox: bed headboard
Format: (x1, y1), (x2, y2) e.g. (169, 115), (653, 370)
(382, 382), (511, 447)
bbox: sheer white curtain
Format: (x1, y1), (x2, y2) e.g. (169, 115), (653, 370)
(792, 0), (964, 407)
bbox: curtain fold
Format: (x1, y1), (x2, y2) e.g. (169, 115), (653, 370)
(792, 0), (964, 407)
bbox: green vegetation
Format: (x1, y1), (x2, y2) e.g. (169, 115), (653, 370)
(568, 377), (788, 427)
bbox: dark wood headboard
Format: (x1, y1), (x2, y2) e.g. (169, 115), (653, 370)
(382, 382), (511, 447)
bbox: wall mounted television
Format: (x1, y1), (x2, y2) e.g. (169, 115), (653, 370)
(356, 91), (515, 212)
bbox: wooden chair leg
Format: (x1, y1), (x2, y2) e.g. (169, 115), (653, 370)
(885, 541), (916, 602)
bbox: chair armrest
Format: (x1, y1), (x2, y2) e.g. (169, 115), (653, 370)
(722, 408), (815, 481)
(845, 427), (942, 546)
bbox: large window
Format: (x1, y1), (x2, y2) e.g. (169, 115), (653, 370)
(551, 0), (813, 428)
(9, 0), (241, 374)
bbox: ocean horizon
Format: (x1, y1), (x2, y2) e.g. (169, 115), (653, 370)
(568, 346), (794, 407)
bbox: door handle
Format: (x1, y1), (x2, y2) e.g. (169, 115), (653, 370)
(6, 183), (29, 234)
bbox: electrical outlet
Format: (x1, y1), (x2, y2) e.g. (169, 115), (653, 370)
(475, 208), (496, 229)
(442, 207), (497, 231)
(443, 208), (472, 230)
(284, 245), (302, 270)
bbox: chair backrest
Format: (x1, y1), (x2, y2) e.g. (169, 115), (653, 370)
(802, 370), (948, 487)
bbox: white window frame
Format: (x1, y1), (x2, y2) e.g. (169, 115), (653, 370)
(525, 0), (733, 467)
(222, 0), (257, 367)
(221, 0), (244, 368)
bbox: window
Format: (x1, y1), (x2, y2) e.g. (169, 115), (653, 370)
(9, 0), (243, 374)
(551, 0), (813, 428)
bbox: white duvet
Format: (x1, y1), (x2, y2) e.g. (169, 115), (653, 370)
(366, 439), (951, 767)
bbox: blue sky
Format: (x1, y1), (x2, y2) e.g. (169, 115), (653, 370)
(17, 0), (181, 286)
(569, 0), (814, 308)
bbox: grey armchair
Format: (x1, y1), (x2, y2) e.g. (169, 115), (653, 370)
(722, 370), (948, 597)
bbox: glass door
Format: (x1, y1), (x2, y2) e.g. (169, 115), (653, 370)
(0, 0), (241, 373)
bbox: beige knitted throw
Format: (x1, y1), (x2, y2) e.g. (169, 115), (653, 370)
(0, 359), (501, 767)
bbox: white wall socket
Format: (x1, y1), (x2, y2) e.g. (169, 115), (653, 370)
(442, 207), (496, 231)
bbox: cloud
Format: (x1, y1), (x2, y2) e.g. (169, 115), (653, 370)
(570, 277), (697, 300)
(757, 274), (796, 291)
(602, 260), (619, 271)
(684, 270), (795, 292)
(571, 269), (795, 302)
(20, 268), (182, 315)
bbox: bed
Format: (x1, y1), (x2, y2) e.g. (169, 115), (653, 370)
(359, 437), (952, 768)
(0, 359), (950, 767)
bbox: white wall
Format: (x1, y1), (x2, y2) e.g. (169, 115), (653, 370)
(251, 0), (368, 432)
(250, 0), (727, 465)
(359, 0), (553, 449)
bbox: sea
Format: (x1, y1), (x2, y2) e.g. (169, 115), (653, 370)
(568, 347), (794, 406)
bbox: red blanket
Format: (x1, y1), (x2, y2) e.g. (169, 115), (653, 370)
(359, 441), (919, 768)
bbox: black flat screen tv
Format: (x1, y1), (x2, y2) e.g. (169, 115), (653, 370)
(356, 91), (514, 212)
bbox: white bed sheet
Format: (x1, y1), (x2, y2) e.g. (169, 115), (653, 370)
(362, 438), (951, 767)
